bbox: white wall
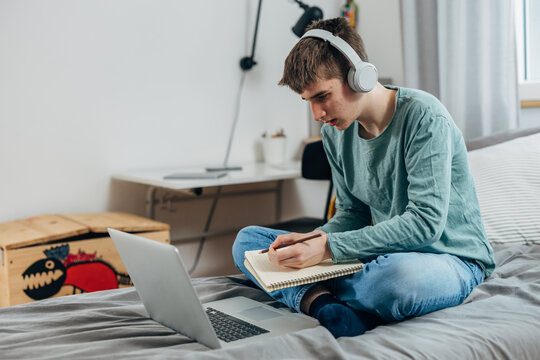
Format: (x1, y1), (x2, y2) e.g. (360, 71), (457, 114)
(0, 1), (306, 220)
(0, 0), (404, 276)
(357, 0), (404, 86)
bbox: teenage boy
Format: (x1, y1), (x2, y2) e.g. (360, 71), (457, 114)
(232, 17), (495, 338)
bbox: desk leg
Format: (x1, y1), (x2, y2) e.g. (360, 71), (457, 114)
(146, 186), (158, 219)
(189, 186), (222, 274)
(203, 186), (222, 235)
(276, 180), (283, 223)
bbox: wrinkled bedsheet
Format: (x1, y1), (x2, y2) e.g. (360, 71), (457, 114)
(1, 243), (539, 359)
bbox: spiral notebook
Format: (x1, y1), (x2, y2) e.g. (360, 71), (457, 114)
(244, 250), (364, 292)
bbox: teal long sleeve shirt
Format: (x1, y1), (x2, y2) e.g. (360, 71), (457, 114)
(319, 86), (495, 277)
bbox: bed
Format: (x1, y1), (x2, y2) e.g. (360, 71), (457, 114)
(1, 127), (540, 359)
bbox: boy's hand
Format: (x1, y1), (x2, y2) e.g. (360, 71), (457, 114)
(267, 230), (331, 268)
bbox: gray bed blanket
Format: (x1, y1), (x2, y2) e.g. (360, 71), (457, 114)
(1, 243), (539, 359)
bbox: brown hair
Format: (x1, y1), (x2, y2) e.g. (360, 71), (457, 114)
(278, 17), (369, 94)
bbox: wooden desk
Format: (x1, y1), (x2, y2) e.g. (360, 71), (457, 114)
(112, 162), (301, 242)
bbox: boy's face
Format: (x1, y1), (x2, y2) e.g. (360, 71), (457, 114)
(300, 78), (361, 131)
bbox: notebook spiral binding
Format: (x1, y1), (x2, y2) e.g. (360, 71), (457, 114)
(269, 265), (364, 292)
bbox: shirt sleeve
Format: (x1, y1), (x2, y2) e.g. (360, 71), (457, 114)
(325, 115), (454, 263)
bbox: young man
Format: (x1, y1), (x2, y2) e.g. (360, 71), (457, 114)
(232, 17), (495, 338)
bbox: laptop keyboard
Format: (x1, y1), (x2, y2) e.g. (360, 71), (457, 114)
(206, 307), (269, 343)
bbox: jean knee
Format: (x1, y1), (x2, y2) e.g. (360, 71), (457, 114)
(232, 227), (251, 265)
(366, 256), (460, 321)
(361, 259), (422, 321)
(231, 225), (268, 266)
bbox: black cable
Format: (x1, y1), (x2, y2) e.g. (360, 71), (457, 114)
(187, 44), (248, 274)
(189, 1), (260, 273)
(222, 71), (247, 169)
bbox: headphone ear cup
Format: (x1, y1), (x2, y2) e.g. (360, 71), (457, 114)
(353, 62), (378, 92)
(347, 67), (362, 92)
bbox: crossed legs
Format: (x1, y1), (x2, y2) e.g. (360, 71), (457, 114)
(232, 226), (484, 337)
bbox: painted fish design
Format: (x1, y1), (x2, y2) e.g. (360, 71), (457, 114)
(22, 244), (132, 300)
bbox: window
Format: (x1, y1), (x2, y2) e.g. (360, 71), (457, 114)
(515, 0), (540, 103)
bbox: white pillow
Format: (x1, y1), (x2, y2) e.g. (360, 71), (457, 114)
(468, 133), (540, 244)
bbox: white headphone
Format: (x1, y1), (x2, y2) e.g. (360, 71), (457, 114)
(301, 29), (378, 93)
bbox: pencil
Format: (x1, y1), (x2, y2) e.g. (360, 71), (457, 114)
(259, 233), (322, 254)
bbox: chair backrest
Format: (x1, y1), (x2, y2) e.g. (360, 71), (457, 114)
(301, 140), (332, 180)
(301, 140), (334, 222)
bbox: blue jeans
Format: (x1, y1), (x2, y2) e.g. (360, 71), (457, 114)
(232, 226), (484, 322)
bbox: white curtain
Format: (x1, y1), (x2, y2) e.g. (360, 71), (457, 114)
(401, 0), (520, 140)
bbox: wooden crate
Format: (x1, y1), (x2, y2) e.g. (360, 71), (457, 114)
(0, 212), (170, 307)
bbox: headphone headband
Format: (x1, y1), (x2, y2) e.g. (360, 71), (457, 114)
(300, 29), (378, 92)
(301, 29), (362, 69)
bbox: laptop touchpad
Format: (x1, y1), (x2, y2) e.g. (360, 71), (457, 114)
(238, 306), (283, 322)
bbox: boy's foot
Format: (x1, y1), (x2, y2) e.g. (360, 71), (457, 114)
(309, 293), (379, 338)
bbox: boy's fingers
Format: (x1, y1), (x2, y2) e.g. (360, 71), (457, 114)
(270, 233), (297, 248)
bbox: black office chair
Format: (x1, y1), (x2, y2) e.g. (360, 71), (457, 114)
(269, 140), (334, 233)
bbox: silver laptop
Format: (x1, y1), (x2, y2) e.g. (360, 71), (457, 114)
(108, 229), (318, 349)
